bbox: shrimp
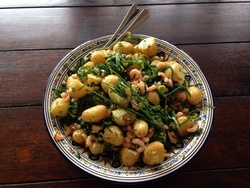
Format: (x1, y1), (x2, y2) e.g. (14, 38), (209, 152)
(60, 91), (67, 98)
(82, 133), (88, 141)
(132, 81), (146, 95)
(146, 127), (155, 139)
(105, 107), (112, 118)
(64, 123), (80, 135)
(146, 84), (157, 92)
(156, 62), (167, 70)
(171, 101), (181, 109)
(182, 108), (190, 115)
(60, 91), (70, 103)
(126, 130), (136, 140)
(166, 78), (173, 87)
(167, 131), (178, 144)
(130, 69), (142, 81)
(176, 91), (187, 102)
(176, 112), (184, 118)
(131, 98), (140, 111)
(136, 146), (145, 153)
(86, 135), (97, 147)
(158, 72), (173, 87)
(132, 138), (146, 153)
(123, 137), (132, 148)
(53, 131), (65, 141)
(91, 125), (103, 132)
(187, 124), (199, 133)
(127, 125), (133, 131)
(138, 81), (146, 95)
(64, 126), (72, 136)
(142, 75), (149, 81)
(163, 124), (169, 130)
(142, 137), (150, 143)
(91, 86), (100, 91)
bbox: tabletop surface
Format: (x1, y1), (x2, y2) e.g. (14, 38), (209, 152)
(0, 1), (249, 187)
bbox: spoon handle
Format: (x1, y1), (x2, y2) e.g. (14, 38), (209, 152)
(103, 4), (139, 47)
(109, 8), (150, 48)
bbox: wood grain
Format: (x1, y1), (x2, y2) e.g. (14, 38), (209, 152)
(0, 3), (249, 51)
(0, 1), (249, 187)
(0, 0), (249, 8)
(1, 43), (249, 107)
(0, 96), (249, 184)
(1, 168), (248, 188)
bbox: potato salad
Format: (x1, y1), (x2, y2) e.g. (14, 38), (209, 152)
(50, 34), (202, 167)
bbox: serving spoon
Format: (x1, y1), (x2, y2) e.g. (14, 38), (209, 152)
(103, 3), (139, 47)
(107, 8), (149, 47)
(85, 4), (149, 58)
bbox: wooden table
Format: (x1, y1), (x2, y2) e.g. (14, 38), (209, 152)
(1, 1), (249, 187)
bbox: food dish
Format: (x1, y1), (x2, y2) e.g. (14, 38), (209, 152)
(43, 34), (214, 182)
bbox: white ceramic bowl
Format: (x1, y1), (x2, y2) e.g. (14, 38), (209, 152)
(43, 34), (214, 183)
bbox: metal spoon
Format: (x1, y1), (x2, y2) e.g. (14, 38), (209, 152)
(85, 5), (149, 58)
(103, 3), (139, 47)
(107, 8), (149, 48)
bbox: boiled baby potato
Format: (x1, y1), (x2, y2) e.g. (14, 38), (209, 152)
(72, 129), (86, 144)
(81, 105), (108, 123)
(165, 61), (185, 85)
(50, 98), (68, 118)
(108, 86), (131, 107)
(66, 74), (88, 98)
(143, 141), (165, 166)
(138, 37), (157, 57)
(112, 108), (136, 126)
(113, 41), (134, 54)
(90, 50), (107, 65)
(133, 119), (149, 138)
(89, 142), (104, 155)
(87, 74), (102, 86)
(103, 125), (124, 146)
(120, 147), (140, 167)
(177, 115), (195, 137)
(146, 91), (160, 105)
(186, 86), (202, 105)
(101, 74), (120, 94)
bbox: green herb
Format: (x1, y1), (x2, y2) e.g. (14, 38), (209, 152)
(52, 86), (66, 99)
(55, 42), (206, 163)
